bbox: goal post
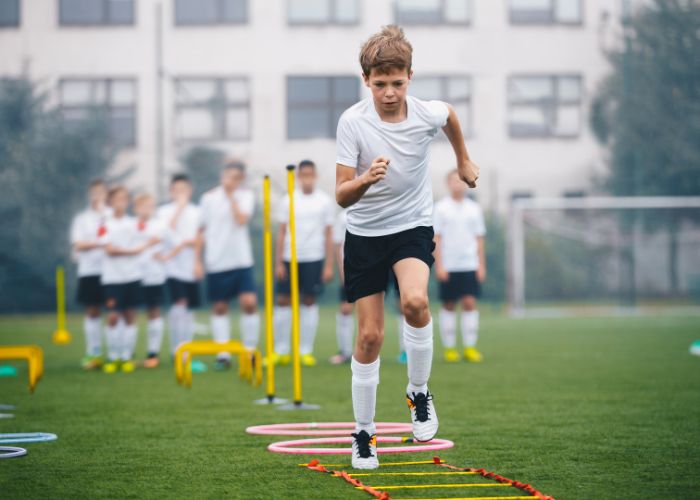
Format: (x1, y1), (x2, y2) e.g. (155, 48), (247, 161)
(507, 196), (700, 317)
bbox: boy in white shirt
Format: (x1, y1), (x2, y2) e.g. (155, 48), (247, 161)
(158, 174), (202, 358)
(133, 193), (167, 368)
(195, 161), (259, 370)
(70, 179), (110, 370)
(274, 160), (334, 367)
(101, 186), (157, 374)
(434, 170), (487, 363)
(329, 209), (354, 365)
(335, 26), (479, 468)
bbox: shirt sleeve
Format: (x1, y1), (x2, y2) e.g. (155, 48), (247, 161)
(427, 100), (450, 130)
(336, 114), (359, 168)
(433, 204), (444, 236)
(474, 204), (486, 237)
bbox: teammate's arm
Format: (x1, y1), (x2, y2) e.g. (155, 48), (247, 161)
(476, 236), (486, 283)
(193, 228), (205, 280)
(335, 156), (389, 208)
(322, 225), (334, 283)
(442, 105), (479, 188)
(433, 234), (448, 282)
(275, 222), (287, 280)
(230, 198), (251, 225)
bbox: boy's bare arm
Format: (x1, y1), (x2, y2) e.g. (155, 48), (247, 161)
(442, 104), (479, 188)
(275, 222), (287, 280)
(335, 157), (389, 208)
(194, 229), (205, 280)
(433, 234), (448, 282)
(323, 225), (334, 283)
(477, 235), (487, 283)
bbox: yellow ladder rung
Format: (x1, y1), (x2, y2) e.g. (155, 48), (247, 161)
(359, 483), (513, 490)
(349, 471), (478, 477)
(391, 497), (537, 500)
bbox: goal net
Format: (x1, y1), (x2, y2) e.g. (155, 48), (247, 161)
(507, 197), (700, 317)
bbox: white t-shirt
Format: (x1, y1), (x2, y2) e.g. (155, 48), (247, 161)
(277, 189), (334, 263)
(100, 215), (144, 285)
(199, 186), (255, 273)
(136, 217), (167, 286)
(336, 95), (449, 237)
(433, 196), (486, 272)
(70, 207), (111, 277)
(157, 202), (201, 282)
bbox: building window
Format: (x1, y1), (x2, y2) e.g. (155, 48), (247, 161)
(287, 76), (359, 139)
(174, 0), (247, 25)
(0, 0), (20, 27)
(508, 75), (582, 138)
(509, 0), (582, 25)
(288, 0), (359, 25)
(59, 0), (134, 26)
(59, 78), (137, 147)
(410, 76), (472, 137)
(394, 0), (471, 25)
(174, 78), (250, 141)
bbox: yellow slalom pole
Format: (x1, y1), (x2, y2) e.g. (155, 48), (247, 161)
(287, 165), (303, 405)
(52, 266), (72, 345)
(263, 176), (277, 400)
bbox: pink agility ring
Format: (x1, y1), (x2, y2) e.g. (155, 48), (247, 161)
(246, 422), (412, 437)
(267, 436), (454, 455)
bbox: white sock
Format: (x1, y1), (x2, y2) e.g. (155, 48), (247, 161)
(403, 319), (433, 395)
(147, 317), (164, 355)
(461, 310), (479, 348)
(336, 312), (354, 357)
(274, 306), (291, 355)
(300, 304), (319, 355)
(240, 312), (260, 350)
(168, 304), (186, 355)
(84, 316), (102, 357)
(397, 315), (406, 352)
(211, 313), (231, 361)
(122, 323), (138, 361)
(183, 310), (195, 344)
(438, 308), (457, 349)
(351, 356), (380, 433)
(105, 323), (121, 362)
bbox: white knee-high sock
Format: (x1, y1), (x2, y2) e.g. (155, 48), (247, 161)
(461, 310), (479, 347)
(240, 312), (260, 350)
(438, 308), (457, 349)
(105, 323), (122, 362)
(147, 317), (164, 355)
(183, 310), (195, 343)
(403, 319), (433, 394)
(122, 323), (138, 361)
(336, 312), (354, 357)
(84, 316), (102, 357)
(300, 304), (319, 355)
(168, 304), (186, 354)
(351, 356), (380, 433)
(211, 313), (231, 360)
(274, 306), (291, 355)
(397, 314), (406, 353)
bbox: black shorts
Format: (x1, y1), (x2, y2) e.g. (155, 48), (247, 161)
(275, 260), (324, 298)
(103, 281), (142, 311)
(76, 275), (103, 307)
(207, 267), (256, 303)
(439, 271), (481, 302)
(344, 226), (435, 303)
(141, 284), (165, 309)
(167, 278), (201, 308)
(339, 284), (348, 303)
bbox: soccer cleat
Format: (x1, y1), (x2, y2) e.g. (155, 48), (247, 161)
(143, 355), (159, 369)
(214, 358), (231, 371)
(397, 351), (407, 364)
(81, 355), (104, 371)
(102, 361), (119, 374)
(463, 347), (483, 363)
(351, 430), (379, 469)
(328, 353), (351, 365)
(300, 353), (317, 367)
(406, 391), (439, 442)
(443, 348), (460, 363)
(191, 360), (208, 373)
(121, 360), (136, 373)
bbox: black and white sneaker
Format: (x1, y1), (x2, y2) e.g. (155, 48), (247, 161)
(351, 430), (378, 469)
(406, 390), (438, 442)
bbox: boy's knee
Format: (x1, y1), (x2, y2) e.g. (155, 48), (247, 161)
(402, 290), (429, 321)
(357, 327), (383, 354)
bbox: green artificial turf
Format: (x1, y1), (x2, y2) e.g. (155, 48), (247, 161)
(0, 311), (699, 499)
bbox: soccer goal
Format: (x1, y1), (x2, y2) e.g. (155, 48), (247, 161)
(507, 196), (700, 317)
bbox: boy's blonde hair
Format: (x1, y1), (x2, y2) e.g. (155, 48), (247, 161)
(359, 25), (412, 77)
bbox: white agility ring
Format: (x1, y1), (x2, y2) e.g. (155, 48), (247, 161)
(268, 436), (454, 455)
(0, 446), (27, 459)
(246, 422), (412, 436)
(0, 433), (58, 444)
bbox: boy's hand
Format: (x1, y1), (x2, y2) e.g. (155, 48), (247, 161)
(194, 260), (205, 281)
(322, 263), (334, 283)
(275, 262), (287, 281)
(436, 266), (449, 282)
(363, 156), (390, 185)
(477, 267), (487, 283)
(459, 159), (480, 188)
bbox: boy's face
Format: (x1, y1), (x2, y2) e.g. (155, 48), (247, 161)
(111, 190), (130, 214)
(89, 184), (107, 208)
(170, 180), (192, 204)
(134, 197), (155, 219)
(221, 168), (244, 192)
(298, 166), (317, 193)
(447, 172), (467, 198)
(363, 67), (412, 115)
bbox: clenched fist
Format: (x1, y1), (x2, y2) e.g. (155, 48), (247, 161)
(363, 156), (390, 185)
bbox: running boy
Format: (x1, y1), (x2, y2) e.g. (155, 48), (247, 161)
(335, 26), (479, 468)
(434, 170), (486, 363)
(195, 160), (259, 370)
(70, 179), (110, 370)
(274, 160), (334, 367)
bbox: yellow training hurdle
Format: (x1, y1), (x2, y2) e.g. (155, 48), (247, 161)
(174, 340), (262, 388)
(0, 345), (44, 393)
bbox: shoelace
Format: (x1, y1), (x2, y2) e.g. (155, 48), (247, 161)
(351, 430), (375, 459)
(409, 391), (432, 422)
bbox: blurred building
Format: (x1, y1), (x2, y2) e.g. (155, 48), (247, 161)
(0, 0), (639, 210)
